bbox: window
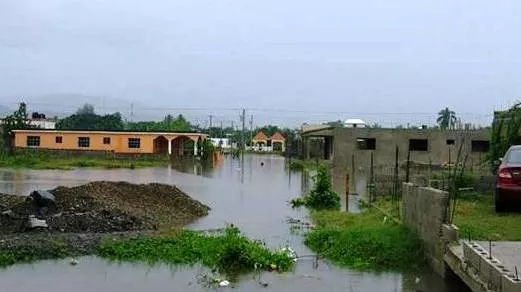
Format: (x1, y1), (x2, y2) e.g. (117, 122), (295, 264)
(55, 136), (63, 144)
(103, 137), (111, 145)
(471, 140), (490, 153)
(446, 139), (455, 145)
(409, 139), (428, 151)
(26, 136), (40, 147)
(78, 137), (90, 148)
(507, 148), (521, 163)
(128, 138), (141, 148)
(356, 138), (376, 150)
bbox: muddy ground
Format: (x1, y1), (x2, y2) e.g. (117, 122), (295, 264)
(0, 181), (210, 234)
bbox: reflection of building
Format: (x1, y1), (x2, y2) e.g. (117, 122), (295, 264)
(13, 129), (208, 156)
(251, 131), (286, 152)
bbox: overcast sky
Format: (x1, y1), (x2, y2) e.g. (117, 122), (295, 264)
(1, 0), (520, 127)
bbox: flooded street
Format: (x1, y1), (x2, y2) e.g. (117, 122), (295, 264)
(0, 155), (467, 291)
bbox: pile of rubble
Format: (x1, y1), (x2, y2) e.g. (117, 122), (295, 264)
(0, 181), (210, 234)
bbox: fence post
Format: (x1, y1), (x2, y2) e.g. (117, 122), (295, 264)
(405, 148), (411, 183)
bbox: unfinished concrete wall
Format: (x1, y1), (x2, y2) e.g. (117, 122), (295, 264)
(402, 183), (450, 275)
(332, 128), (489, 171)
(329, 128), (489, 197)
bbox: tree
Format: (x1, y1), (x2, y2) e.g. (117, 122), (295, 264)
(76, 103), (95, 115)
(437, 107), (457, 130)
(325, 120), (344, 128)
(56, 105), (124, 131)
(1, 102), (30, 153)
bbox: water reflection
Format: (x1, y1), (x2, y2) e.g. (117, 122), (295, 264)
(0, 155), (465, 291)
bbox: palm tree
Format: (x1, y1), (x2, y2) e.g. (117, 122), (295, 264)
(437, 107), (457, 130)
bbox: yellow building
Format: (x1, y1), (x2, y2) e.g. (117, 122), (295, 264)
(13, 130), (208, 156)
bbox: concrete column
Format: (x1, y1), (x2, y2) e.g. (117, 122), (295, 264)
(180, 141), (184, 156)
(194, 142), (198, 156)
(168, 139), (172, 155)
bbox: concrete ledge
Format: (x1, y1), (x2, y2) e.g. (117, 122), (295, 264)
(462, 241), (521, 292)
(445, 244), (490, 292)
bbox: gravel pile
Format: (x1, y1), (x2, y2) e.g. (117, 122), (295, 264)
(0, 181), (210, 234)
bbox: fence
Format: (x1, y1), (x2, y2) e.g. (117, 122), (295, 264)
(357, 150), (495, 205)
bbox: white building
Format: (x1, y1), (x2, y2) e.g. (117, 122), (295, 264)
(210, 138), (232, 149)
(29, 119), (56, 129)
(344, 119), (366, 128)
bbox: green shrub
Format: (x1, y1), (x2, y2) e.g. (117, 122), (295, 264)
(305, 166), (340, 210)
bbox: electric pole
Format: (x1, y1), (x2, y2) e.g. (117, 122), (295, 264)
(249, 115), (253, 148)
(241, 109), (246, 152)
(209, 114), (213, 137)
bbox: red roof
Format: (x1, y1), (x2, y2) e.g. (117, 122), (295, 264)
(270, 132), (285, 141)
(253, 131), (268, 141)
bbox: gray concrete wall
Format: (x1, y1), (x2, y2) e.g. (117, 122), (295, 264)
(333, 128), (489, 170)
(402, 183), (450, 275)
(328, 128), (489, 197)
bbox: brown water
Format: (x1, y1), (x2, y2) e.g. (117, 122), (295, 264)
(0, 155), (468, 292)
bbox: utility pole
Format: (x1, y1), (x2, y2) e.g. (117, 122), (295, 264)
(241, 109), (246, 152)
(209, 114), (213, 137)
(249, 115), (253, 148)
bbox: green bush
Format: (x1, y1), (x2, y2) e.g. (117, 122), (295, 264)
(305, 166), (340, 210)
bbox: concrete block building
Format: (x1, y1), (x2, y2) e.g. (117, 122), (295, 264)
(302, 126), (490, 196)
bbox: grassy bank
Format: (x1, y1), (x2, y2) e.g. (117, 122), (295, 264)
(305, 209), (425, 271)
(453, 195), (521, 241)
(373, 193), (521, 241)
(0, 152), (169, 170)
(0, 227), (294, 278)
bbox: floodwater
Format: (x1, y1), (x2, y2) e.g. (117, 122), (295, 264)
(0, 155), (469, 292)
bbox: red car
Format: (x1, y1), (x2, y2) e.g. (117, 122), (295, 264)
(496, 145), (521, 212)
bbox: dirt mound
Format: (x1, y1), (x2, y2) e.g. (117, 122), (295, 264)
(0, 181), (210, 234)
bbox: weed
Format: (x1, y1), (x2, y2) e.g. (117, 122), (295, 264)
(305, 209), (425, 271)
(96, 226), (294, 279)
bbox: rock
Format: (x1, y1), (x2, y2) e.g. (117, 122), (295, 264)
(258, 281), (269, 287)
(1, 209), (15, 218)
(29, 190), (55, 208)
(218, 280), (230, 287)
(28, 215), (48, 229)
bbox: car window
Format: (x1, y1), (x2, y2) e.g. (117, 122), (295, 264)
(507, 149), (521, 163)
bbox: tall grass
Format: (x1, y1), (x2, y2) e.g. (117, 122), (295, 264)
(305, 210), (425, 271)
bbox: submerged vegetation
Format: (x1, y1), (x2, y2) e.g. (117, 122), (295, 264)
(0, 227), (295, 278)
(287, 159), (321, 171)
(305, 210), (424, 271)
(97, 227), (294, 277)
